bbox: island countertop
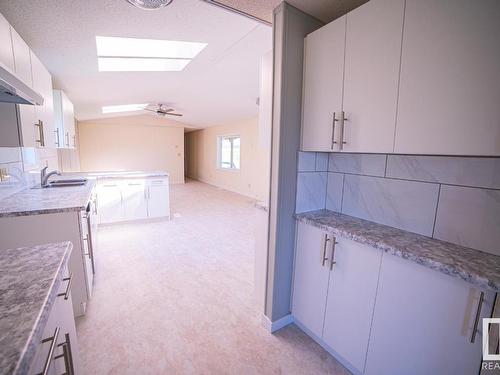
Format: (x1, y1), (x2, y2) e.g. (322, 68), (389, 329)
(0, 170), (169, 218)
(296, 210), (500, 292)
(0, 242), (73, 375)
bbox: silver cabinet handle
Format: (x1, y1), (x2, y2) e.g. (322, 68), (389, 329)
(72, 135), (76, 148)
(330, 236), (339, 270)
(471, 291), (485, 343)
(65, 132), (69, 147)
(86, 213), (96, 274)
(55, 333), (75, 375)
(321, 233), (330, 266)
(339, 111), (348, 149)
(54, 128), (60, 147)
(57, 274), (73, 300)
(331, 112), (338, 149)
(35, 120), (45, 146)
(37, 326), (60, 375)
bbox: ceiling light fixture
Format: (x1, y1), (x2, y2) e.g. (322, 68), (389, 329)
(102, 103), (148, 114)
(126, 0), (174, 10)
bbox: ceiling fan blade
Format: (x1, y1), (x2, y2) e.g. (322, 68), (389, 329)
(165, 112), (183, 117)
(143, 108), (157, 112)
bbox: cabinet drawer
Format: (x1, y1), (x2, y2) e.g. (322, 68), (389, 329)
(147, 178), (168, 186)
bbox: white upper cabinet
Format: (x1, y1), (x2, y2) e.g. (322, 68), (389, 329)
(322, 237), (382, 372)
(394, 0), (500, 156)
(11, 27), (37, 148)
(342, 0), (404, 153)
(10, 27), (32, 86)
(0, 13), (14, 72)
(365, 253), (495, 375)
(31, 51), (55, 148)
(301, 16), (346, 152)
(53, 89), (76, 148)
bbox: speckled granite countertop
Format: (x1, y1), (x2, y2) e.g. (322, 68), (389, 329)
(0, 242), (72, 375)
(67, 170), (169, 180)
(296, 210), (500, 292)
(0, 179), (96, 218)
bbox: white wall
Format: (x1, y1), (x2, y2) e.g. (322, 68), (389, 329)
(185, 117), (270, 201)
(78, 115), (186, 184)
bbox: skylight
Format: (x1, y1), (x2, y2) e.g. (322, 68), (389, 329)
(102, 104), (148, 114)
(96, 36), (207, 72)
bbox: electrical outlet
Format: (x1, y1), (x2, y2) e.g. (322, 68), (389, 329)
(0, 168), (9, 182)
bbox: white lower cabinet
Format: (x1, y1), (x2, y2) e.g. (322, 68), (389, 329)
(292, 222), (331, 337)
(28, 265), (81, 375)
(147, 179), (170, 219)
(322, 238), (382, 372)
(364, 254), (494, 375)
(122, 180), (148, 221)
(98, 183), (123, 224)
(292, 222), (381, 373)
(97, 177), (170, 224)
(293, 221), (494, 375)
(0, 211), (96, 317)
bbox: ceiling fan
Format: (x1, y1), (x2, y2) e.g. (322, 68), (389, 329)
(143, 103), (183, 117)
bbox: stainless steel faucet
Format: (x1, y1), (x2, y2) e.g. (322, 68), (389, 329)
(40, 166), (61, 187)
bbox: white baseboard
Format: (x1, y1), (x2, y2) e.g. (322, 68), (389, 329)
(261, 314), (294, 333)
(192, 177), (257, 200)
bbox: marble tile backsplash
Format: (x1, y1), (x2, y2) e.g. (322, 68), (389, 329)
(0, 146), (58, 200)
(296, 151), (500, 256)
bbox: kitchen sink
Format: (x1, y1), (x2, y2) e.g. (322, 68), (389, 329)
(48, 178), (87, 187)
(31, 178), (88, 188)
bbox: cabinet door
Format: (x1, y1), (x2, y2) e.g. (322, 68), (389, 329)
(301, 16), (346, 152)
(0, 14), (14, 72)
(322, 237), (382, 372)
(292, 222), (331, 337)
(29, 266), (81, 375)
(395, 0), (500, 156)
(10, 27), (32, 85)
(31, 51), (55, 148)
(365, 254), (495, 375)
(62, 91), (76, 148)
(147, 179), (170, 219)
(342, 0), (404, 153)
(122, 180), (148, 221)
(11, 28), (37, 147)
(98, 183), (123, 224)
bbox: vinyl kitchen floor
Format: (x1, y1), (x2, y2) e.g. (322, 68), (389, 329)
(76, 180), (350, 375)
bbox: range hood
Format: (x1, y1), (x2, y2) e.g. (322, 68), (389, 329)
(0, 65), (43, 105)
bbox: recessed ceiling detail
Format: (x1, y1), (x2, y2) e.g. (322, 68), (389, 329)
(95, 36), (207, 72)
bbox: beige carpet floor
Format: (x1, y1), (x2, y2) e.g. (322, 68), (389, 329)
(76, 180), (350, 375)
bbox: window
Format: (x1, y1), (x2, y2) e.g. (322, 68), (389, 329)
(218, 135), (240, 170)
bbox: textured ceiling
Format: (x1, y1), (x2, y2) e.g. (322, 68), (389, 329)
(203, 0), (369, 24)
(0, 0), (272, 127)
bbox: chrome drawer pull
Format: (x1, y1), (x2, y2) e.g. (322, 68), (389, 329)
(471, 291), (485, 343)
(330, 236), (339, 270)
(321, 234), (330, 266)
(55, 333), (75, 375)
(57, 274), (73, 300)
(331, 112), (338, 149)
(37, 326), (60, 375)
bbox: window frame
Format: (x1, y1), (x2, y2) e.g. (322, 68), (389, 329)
(217, 134), (241, 171)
